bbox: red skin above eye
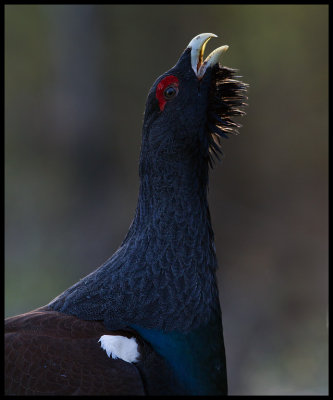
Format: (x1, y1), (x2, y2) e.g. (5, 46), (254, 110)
(156, 75), (179, 111)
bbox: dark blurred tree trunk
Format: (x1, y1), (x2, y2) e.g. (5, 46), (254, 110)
(44, 5), (113, 201)
(42, 5), (119, 272)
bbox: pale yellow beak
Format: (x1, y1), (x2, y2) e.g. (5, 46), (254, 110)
(187, 33), (229, 79)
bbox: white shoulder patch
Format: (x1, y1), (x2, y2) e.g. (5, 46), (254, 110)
(98, 335), (140, 363)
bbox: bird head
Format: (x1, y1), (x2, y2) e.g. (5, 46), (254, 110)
(140, 33), (247, 178)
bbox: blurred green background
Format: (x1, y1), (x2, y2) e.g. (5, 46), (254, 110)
(5, 5), (328, 395)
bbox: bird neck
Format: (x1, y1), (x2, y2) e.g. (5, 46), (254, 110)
(47, 148), (221, 333)
(127, 156), (211, 242)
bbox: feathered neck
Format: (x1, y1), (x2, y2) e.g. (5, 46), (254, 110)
(124, 149), (211, 245)
(48, 146), (220, 332)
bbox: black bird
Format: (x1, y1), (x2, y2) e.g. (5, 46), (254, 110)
(5, 33), (247, 395)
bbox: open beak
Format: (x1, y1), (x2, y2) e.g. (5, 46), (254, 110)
(187, 33), (229, 79)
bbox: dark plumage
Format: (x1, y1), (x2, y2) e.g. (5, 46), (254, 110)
(5, 33), (247, 395)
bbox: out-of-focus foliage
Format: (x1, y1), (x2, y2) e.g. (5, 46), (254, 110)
(5, 5), (328, 395)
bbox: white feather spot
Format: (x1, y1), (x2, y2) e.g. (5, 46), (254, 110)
(98, 335), (140, 363)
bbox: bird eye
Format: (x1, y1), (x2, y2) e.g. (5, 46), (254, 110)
(163, 85), (178, 100)
(156, 75), (179, 111)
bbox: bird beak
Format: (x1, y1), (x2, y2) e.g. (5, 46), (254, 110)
(187, 33), (229, 79)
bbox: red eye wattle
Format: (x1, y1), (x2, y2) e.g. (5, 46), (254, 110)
(156, 75), (179, 111)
